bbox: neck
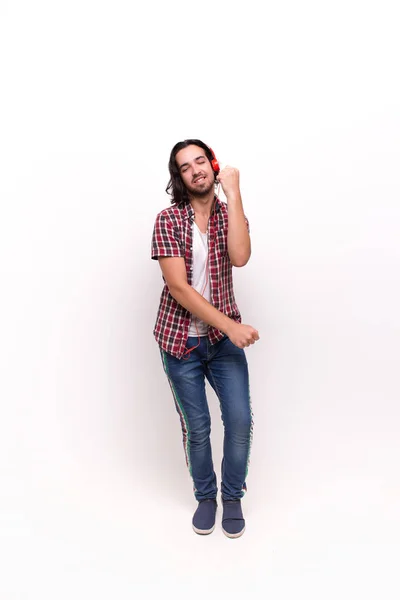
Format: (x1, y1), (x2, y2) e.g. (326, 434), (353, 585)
(189, 191), (216, 218)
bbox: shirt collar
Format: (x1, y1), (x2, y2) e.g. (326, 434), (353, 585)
(180, 195), (221, 221)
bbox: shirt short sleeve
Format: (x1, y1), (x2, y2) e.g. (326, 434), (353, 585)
(151, 212), (184, 260)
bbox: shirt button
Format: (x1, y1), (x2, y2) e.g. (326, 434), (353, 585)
(190, 266), (193, 270)
(190, 246), (192, 250)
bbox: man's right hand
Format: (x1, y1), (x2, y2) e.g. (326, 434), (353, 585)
(226, 322), (260, 349)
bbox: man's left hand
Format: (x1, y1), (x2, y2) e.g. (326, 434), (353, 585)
(217, 166), (240, 198)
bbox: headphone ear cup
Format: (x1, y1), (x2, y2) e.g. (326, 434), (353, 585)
(208, 146), (220, 174)
(211, 158), (220, 174)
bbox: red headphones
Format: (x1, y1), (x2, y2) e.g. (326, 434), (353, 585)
(208, 146), (220, 175)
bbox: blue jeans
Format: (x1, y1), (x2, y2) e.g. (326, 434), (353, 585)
(160, 334), (253, 501)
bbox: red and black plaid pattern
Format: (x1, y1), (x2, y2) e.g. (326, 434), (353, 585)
(151, 197), (249, 359)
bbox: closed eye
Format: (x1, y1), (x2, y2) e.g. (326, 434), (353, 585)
(179, 155), (207, 173)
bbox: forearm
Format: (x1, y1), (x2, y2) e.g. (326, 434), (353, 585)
(226, 191), (251, 267)
(169, 282), (234, 335)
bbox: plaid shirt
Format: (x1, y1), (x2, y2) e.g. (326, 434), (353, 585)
(151, 196), (249, 359)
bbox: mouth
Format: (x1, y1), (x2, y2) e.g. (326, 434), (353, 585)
(193, 176), (206, 184)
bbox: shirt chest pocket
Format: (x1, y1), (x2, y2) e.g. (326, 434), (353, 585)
(173, 227), (186, 254)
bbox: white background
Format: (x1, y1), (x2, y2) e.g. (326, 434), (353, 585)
(1, 0), (399, 598)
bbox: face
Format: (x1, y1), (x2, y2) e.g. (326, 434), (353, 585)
(175, 145), (215, 197)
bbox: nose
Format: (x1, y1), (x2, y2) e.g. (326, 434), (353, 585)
(192, 164), (204, 180)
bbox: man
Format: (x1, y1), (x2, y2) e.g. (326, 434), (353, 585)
(151, 139), (259, 538)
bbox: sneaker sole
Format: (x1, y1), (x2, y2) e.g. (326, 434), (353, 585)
(222, 525), (246, 539)
(192, 524), (215, 535)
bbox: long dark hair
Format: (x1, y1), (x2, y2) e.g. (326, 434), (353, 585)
(166, 139), (217, 206)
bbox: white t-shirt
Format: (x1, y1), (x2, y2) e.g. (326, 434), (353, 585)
(188, 222), (211, 336)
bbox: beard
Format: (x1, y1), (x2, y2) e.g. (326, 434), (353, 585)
(186, 177), (215, 198)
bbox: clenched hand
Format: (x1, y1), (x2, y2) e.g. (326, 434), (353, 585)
(226, 322), (260, 349)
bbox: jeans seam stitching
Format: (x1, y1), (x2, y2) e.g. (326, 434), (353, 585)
(160, 348), (194, 482)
